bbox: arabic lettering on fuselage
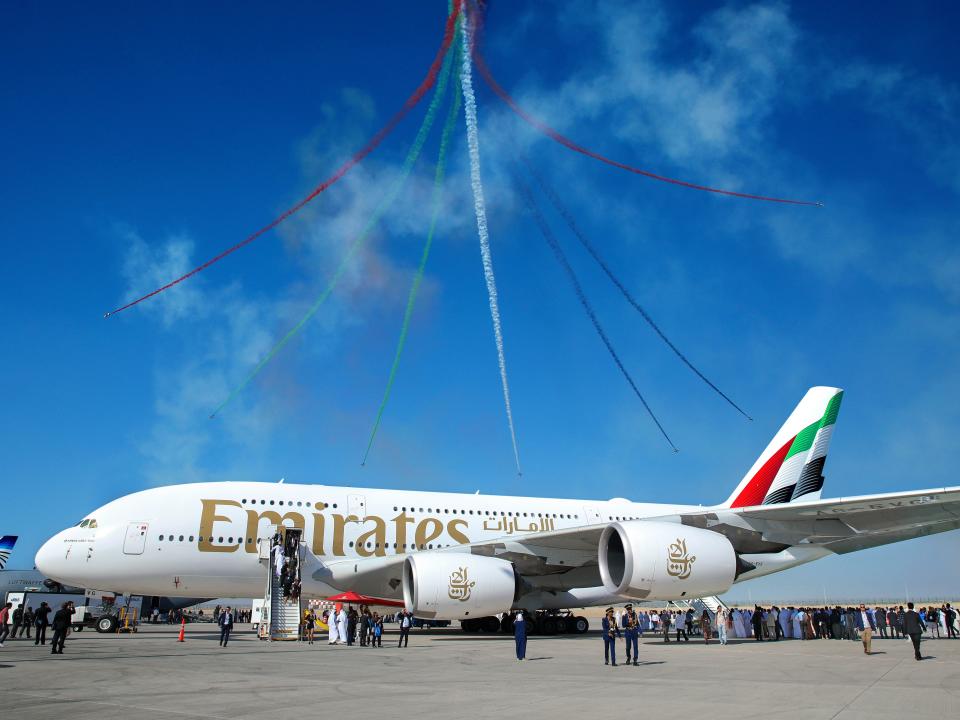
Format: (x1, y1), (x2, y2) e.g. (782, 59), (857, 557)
(196, 499), (558, 557)
(481, 516), (555, 534)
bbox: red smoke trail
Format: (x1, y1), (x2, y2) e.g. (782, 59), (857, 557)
(467, 2), (820, 207)
(105, 5), (463, 318)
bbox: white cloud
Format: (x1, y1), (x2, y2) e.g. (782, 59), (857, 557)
(515, 0), (798, 176)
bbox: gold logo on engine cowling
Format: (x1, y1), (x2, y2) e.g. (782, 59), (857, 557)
(666, 538), (696, 579)
(447, 566), (476, 602)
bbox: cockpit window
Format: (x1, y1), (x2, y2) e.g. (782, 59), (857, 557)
(88, 519), (98, 528)
(79, 520), (89, 528)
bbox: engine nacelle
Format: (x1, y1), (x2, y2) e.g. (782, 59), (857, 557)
(599, 521), (736, 600)
(403, 553), (518, 620)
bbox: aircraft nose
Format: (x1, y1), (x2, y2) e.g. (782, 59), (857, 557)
(35, 531), (70, 582)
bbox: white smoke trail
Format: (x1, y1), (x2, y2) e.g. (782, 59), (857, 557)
(460, 9), (522, 475)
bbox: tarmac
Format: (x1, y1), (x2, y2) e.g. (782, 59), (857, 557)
(1, 624), (958, 720)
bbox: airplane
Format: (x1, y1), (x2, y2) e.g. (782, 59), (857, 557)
(0, 536), (83, 595)
(34, 387), (960, 620)
(1, 535), (204, 612)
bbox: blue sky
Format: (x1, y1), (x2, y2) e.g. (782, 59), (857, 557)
(2, 0), (958, 601)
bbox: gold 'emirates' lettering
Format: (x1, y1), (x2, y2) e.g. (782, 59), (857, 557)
(392, 512), (414, 553)
(311, 511), (325, 555)
(196, 499), (475, 556)
(332, 513), (360, 556)
(198, 499), (242, 553)
(415, 518), (443, 549)
(355, 517), (386, 557)
(244, 509), (305, 553)
(447, 518), (469, 545)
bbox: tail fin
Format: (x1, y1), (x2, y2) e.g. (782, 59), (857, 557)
(722, 387), (843, 508)
(0, 535), (17, 570)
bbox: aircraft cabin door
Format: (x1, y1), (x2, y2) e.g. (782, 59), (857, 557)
(348, 494), (367, 519)
(583, 507), (604, 525)
(123, 522), (149, 555)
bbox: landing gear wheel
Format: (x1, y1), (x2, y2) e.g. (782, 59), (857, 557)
(72, 625), (84, 632)
(96, 616), (119, 633)
(482, 616), (501, 633)
(556, 618), (568, 634)
(542, 618), (558, 635)
(500, 615), (513, 633)
(573, 616), (589, 634)
(461, 619), (480, 633)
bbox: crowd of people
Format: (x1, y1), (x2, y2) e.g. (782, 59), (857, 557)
(322, 604), (409, 647)
(272, 531), (302, 600)
(0, 599), (75, 653)
(593, 601), (959, 665)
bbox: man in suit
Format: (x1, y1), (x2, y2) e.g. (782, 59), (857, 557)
(903, 602), (925, 661)
(945, 604), (958, 639)
(33, 602), (51, 645)
(397, 610), (411, 648)
(875, 607), (888, 638)
(218, 606), (234, 647)
(752, 606), (765, 641)
(50, 601), (74, 655)
(855, 604), (876, 655)
(887, 608), (900, 638)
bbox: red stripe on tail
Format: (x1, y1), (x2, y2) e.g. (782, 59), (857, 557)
(729, 436), (794, 508)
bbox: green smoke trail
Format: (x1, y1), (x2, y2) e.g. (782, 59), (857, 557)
(361, 75), (462, 465)
(210, 31), (460, 419)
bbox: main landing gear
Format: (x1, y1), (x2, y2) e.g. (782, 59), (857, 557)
(461, 610), (589, 636)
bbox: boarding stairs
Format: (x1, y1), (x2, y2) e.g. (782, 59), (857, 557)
(670, 595), (728, 622)
(258, 527), (304, 641)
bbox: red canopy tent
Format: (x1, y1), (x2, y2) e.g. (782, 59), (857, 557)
(326, 591), (405, 608)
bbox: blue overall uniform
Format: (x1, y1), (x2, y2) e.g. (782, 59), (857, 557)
(622, 611), (639, 662)
(514, 613), (527, 660)
(602, 616), (620, 665)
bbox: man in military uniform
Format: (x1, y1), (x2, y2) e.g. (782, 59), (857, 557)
(602, 607), (621, 666)
(621, 603), (639, 666)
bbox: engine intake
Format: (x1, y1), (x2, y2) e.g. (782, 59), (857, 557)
(599, 521), (736, 600)
(403, 553), (518, 620)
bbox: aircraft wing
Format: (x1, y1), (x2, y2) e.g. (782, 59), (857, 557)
(310, 486), (960, 598)
(669, 485), (960, 555)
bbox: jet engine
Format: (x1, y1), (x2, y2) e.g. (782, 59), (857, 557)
(403, 553), (519, 620)
(599, 521), (736, 600)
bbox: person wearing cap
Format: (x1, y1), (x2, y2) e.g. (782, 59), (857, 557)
(602, 607), (621, 666)
(513, 609), (527, 661)
(621, 603), (639, 665)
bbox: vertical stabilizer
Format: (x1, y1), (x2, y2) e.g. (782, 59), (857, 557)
(0, 535), (18, 570)
(722, 388), (843, 508)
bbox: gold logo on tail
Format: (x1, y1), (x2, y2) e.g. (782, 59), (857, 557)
(447, 566), (476, 602)
(666, 538), (696, 579)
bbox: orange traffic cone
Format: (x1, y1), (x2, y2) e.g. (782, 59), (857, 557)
(177, 618), (186, 642)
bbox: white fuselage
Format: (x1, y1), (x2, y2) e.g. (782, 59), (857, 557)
(35, 481), (699, 605)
